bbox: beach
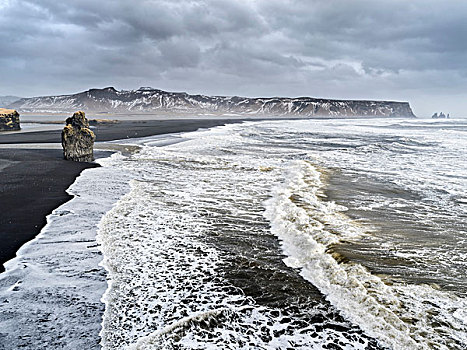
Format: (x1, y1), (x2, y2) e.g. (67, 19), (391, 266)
(0, 148), (100, 272)
(2, 1), (466, 348)
(0, 118), (243, 272)
(0, 117), (466, 349)
(0, 118), (245, 144)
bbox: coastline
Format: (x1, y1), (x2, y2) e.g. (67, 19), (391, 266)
(1, 117), (465, 348)
(0, 118), (243, 272)
(0, 148), (100, 272)
(0, 118), (246, 144)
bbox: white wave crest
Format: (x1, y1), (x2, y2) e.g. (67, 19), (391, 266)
(264, 160), (467, 350)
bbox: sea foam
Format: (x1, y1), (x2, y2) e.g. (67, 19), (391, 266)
(96, 130), (376, 349)
(264, 159), (467, 350)
(0, 153), (130, 349)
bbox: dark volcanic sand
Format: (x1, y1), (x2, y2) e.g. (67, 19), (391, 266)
(0, 119), (240, 272)
(0, 119), (243, 144)
(0, 149), (100, 272)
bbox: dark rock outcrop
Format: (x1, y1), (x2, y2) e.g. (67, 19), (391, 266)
(61, 111), (95, 162)
(9, 87), (417, 118)
(0, 108), (21, 131)
(432, 112), (450, 119)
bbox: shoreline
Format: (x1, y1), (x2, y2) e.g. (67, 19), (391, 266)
(0, 118), (243, 272)
(0, 149), (101, 272)
(0, 118), (246, 144)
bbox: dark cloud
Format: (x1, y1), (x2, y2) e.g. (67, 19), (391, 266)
(1, 0), (466, 115)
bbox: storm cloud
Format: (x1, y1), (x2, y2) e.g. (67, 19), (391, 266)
(1, 0), (467, 116)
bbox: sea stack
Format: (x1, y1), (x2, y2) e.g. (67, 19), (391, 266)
(0, 108), (21, 131)
(62, 111), (96, 162)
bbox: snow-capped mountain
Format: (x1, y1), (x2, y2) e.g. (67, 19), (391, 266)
(0, 96), (22, 108)
(9, 87), (416, 118)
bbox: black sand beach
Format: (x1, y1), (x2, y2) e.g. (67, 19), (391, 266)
(0, 118), (241, 272)
(0, 118), (242, 144)
(0, 149), (99, 272)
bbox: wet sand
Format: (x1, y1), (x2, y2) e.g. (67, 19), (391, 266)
(0, 118), (241, 272)
(0, 118), (244, 144)
(0, 149), (101, 272)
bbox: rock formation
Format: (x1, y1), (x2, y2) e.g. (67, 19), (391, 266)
(0, 108), (21, 131)
(61, 111), (96, 162)
(432, 112), (450, 119)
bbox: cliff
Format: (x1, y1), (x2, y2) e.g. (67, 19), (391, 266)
(0, 108), (21, 131)
(9, 87), (416, 118)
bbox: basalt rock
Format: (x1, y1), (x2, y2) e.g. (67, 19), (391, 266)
(432, 112), (450, 119)
(0, 108), (21, 131)
(61, 111), (96, 162)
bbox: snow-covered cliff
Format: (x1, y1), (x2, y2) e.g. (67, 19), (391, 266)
(9, 87), (416, 118)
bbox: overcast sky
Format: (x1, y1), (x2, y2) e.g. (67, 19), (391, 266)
(1, 0), (467, 116)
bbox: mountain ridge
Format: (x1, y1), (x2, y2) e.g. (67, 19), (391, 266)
(0, 96), (22, 108)
(9, 87), (416, 118)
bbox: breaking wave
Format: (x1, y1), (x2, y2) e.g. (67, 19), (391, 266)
(265, 160), (467, 350)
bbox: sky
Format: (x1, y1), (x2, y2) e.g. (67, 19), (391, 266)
(1, 0), (467, 117)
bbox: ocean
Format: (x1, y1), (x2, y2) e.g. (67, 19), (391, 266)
(0, 118), (466, 349)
